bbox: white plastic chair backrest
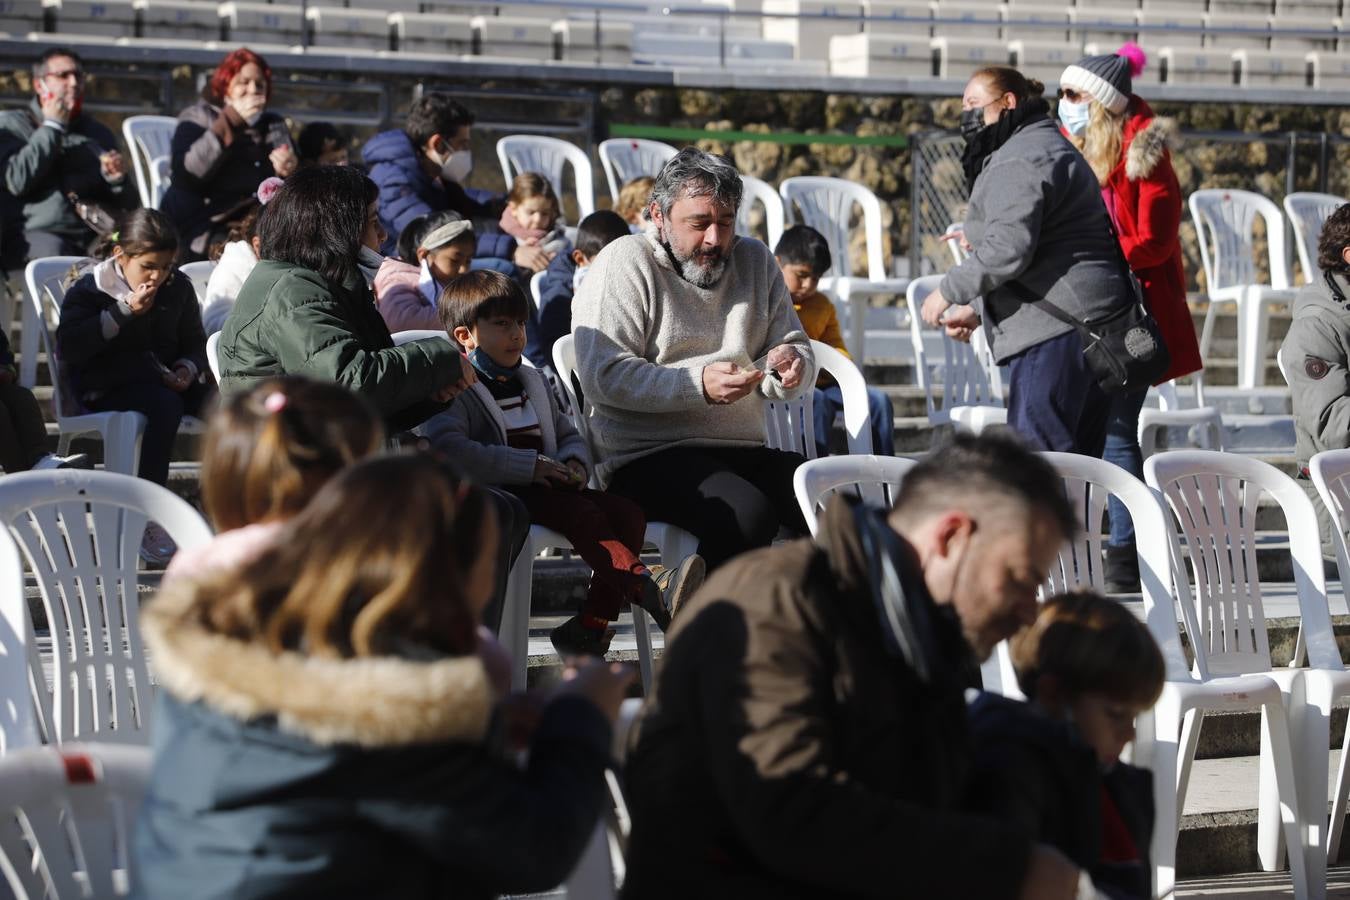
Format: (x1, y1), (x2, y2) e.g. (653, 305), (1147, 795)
(944, 222), (968, 266)
(24, 257), (85, 421)
(1144, 449), (1341, 678)
(1188, 189), (1292, 293)
(177, 261), (215, 306)
(530, 271), (545, 307)
(0, 471), (214, 745)
(597, 138), (677, 203)
(737, 174), (785, 249)
(551, 334), (604, 489)
(205, 332), (222, 383)
(792, 454), (916, 536)
(905, 276), (1003, 424)
(496, 135), (595, 219)
(390, 330), (450, 346)
(763, 392), (816, 460)
(148, 156), (171, 210)
(1275, 345), (1290, 387)
(1283, 191), (1345, 284)
(1039, 452), (1191, 683)
(780, 176), (887, 282)
(0, 529), (40, 754)
(0, 743), (151, 899)
(121, 115), (177, 210)
(811, 340), (873, 455)
(1308, 449), (1350, 618)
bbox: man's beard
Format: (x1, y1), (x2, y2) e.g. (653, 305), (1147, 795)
(661, 233), (727, 288)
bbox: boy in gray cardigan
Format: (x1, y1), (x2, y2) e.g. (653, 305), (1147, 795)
(420, 270), (703, 657)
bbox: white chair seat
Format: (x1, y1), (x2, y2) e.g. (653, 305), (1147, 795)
(793, 454), (916, 536)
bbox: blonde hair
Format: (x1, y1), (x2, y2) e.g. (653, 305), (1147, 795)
(507, 172), (559, 214)
(1070, 99), (1127, 186)
(200, 377), (385, 532)
(173, 455), (494, 659)
(615, 176), (655, 224)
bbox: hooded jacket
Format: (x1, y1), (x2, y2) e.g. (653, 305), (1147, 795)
(622, 496), (1032, 899)
(1283, 270), (1350, 465)
(1100, 98), (1202, 385)
(132, 586), (612, 899)
(940, 116), (1132, 364)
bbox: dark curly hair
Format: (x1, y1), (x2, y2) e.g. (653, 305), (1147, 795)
(1319, 203), (1350, 275)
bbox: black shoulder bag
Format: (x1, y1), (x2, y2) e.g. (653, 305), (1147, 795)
(1007, 218), (1171, 394)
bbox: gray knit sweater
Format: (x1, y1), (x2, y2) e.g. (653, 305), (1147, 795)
(571, 230), (814, 486)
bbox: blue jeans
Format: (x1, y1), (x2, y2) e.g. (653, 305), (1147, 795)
(812, 384), (895, 458)
(1103, 387), (1148, 547)
(1006, 329), (1110, 457)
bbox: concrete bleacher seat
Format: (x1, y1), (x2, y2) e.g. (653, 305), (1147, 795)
(304, 7), (391, 51)
(134, 0), (219, 40)
(931, 34), (1007, 76)
(1203, 12), (1269, 48)
(1234, 47), (1312, 84)
(761, 0), (866, 60)
(1208, 0), (1273, 13)
(1159, 45), (1237, 83)
(930, 0), (1004, 37)
(1, 0), (47, 32)
(864, 0), (931, 32)
(1070, 8), (1138, 47)
(1008, 38), (1076, 84)
(553, 19), (634, 64)
(1000, 4), (1069, 41)
(829, 31), (931, 75)
(42, 0), (136, 36)
(1309, 48), (1350, 86)
(1275, 0), (1339, 14)
(471, 15), (556, 59)
(1268, 14), (1339, 50)
(634, 32), (795, 61)
(1138, 6), (1204, 46)
(390, 11), (472, 53)
(219, 2), (303, 45)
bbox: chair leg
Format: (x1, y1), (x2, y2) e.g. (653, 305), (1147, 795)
(1236, 290), (1271, 390)
(1148, 690), (1185, 900)
(631, 607), (654, 695)
(1291, 675), (1335, 900)
(1177, 708), (1203, 812)
(1139, 423), (1158, 460)
(1198, 300), (1220, 363)
(1260, 700), (1312, 899)
(843, 286), (865, 364)
(19, 292), (38, 389)
(100, 412), (146, 476)
(501, 541), (534, 692)
(1328, 727), (1350, 862)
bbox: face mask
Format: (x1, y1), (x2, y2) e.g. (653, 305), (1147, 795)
(1057, 97), (1091, 136)
(440, 149), (473, 185)
(241, 109), (263, 127)
(959, 107), (988, 140)
(357, 245), (384, 269)
(469, 346), (520, 383)
(572, 263), (590, 293)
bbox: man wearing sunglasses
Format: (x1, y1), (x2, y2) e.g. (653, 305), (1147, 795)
(0, 47), (134, 266)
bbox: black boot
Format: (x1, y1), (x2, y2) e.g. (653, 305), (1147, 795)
(1103, 544), (1140, 594)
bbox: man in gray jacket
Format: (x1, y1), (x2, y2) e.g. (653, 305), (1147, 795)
(1281, 201), (1350, 546)
(0, 47), (132, 264)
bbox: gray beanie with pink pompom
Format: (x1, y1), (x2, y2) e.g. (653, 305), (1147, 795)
(1059, 43), (1148, 113)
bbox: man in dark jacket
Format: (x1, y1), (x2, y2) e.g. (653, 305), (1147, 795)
(623, 432), (1085, 899)
(0, 47), (134, 264)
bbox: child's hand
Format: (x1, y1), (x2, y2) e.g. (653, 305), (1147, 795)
(556, 658), (636, 723)
(126, 281), (157, 315)
(513, 245), (553, 272)
(268, 143), (297, 178)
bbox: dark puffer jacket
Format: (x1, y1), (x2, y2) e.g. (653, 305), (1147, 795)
(132, 585), (614, 900)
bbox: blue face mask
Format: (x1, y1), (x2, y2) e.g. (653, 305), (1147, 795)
(1057, 97), (1091, 136)
(469, 346), (521, 383)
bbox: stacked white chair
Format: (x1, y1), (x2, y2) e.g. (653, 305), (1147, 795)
(779, 176), (909, 363)
(496, 135), (596, 220)
(792, 454), (916, 536)
(1189, 189), (1296, 389)
(597, 138), (676, 204)
(1284, 192), (1347, 285)
(0, 470), (213, 746)
(905, 275), (1006, 435)
(121, 114), (177, 210)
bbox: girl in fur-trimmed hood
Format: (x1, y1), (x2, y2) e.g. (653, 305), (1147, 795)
(134, 454), (631, 899)
(1057, 44), (1203, 592)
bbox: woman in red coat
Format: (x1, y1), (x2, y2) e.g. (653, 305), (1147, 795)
(1058, 44), (1203, 590)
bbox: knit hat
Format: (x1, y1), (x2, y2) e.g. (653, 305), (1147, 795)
(1059, 43), (1147, 114)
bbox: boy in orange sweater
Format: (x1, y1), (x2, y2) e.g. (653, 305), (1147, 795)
(774, 226), (894, 457)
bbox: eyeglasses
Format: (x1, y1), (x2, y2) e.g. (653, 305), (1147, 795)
(42, 69), (85, 83)
(1057, 87), (1086, 102)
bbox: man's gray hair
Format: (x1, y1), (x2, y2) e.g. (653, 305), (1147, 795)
(648, 147), (743, 220)
(33, 47), (83, 80)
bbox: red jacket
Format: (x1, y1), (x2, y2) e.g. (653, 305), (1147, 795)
(1102, 97), (1203, 384)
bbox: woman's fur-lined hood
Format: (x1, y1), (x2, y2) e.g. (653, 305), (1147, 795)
(1125, 116), (1179, 182)
(144, 587), (495, 748)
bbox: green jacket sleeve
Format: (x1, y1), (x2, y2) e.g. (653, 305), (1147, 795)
(3, 119), (60, 200)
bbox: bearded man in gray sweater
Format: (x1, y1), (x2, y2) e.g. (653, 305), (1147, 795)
(571, 148), (815, 570)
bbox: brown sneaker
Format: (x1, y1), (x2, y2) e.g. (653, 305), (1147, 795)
(550, 616), (615, 659)
(639, 554), (706, 630)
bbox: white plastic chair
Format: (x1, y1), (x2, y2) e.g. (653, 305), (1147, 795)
(792, 454), (916, 537)
(597, 138), (677, 204)
(530, 270), (545, 307)
(1138, 377), (1224, 459)
(177, 260), (215, 306)
(148, 156), (171, 210)
(1284, 192), (1347, 285)
(943, 221), (968, 266)
(1034, 451), (1311, 900)
(780, 176), (910, 363)
(763, 340), (873, 460)
(1146, 449), (1345, 900)
(737, 174), (785, 249)
(905, 275), (1006, 434)
(496, 135), (596, 220)
(562, 696), (644, 899)
(1189, 189), (1296, 389)
(120, 114), (177, 210)
(204, 332), (222, 383)
(0, 528), (40, 754)
(24, 259), (146, 476)
(0, 743), (151, 899)
(0, 470), (213, 746)
(390, 330), (450, 346)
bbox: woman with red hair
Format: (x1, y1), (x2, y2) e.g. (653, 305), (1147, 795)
(162, 48), (297, 260)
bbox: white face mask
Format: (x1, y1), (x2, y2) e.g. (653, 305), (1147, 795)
(440, 149), (473, 184)
(241, 110), (263, 127)
(572, 263), (590, 292)
(1057, 97), (1091, 136)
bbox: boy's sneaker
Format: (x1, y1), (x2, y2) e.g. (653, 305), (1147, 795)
(138, 522), (178, 568)
(551, 616), (615, 659)
(638, 553), (706, 631)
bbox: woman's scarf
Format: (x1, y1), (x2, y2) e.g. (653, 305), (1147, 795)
(960, 96), (1052, 191)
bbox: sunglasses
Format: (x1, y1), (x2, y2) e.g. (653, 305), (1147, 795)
(1056, 87), (1087, 102)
